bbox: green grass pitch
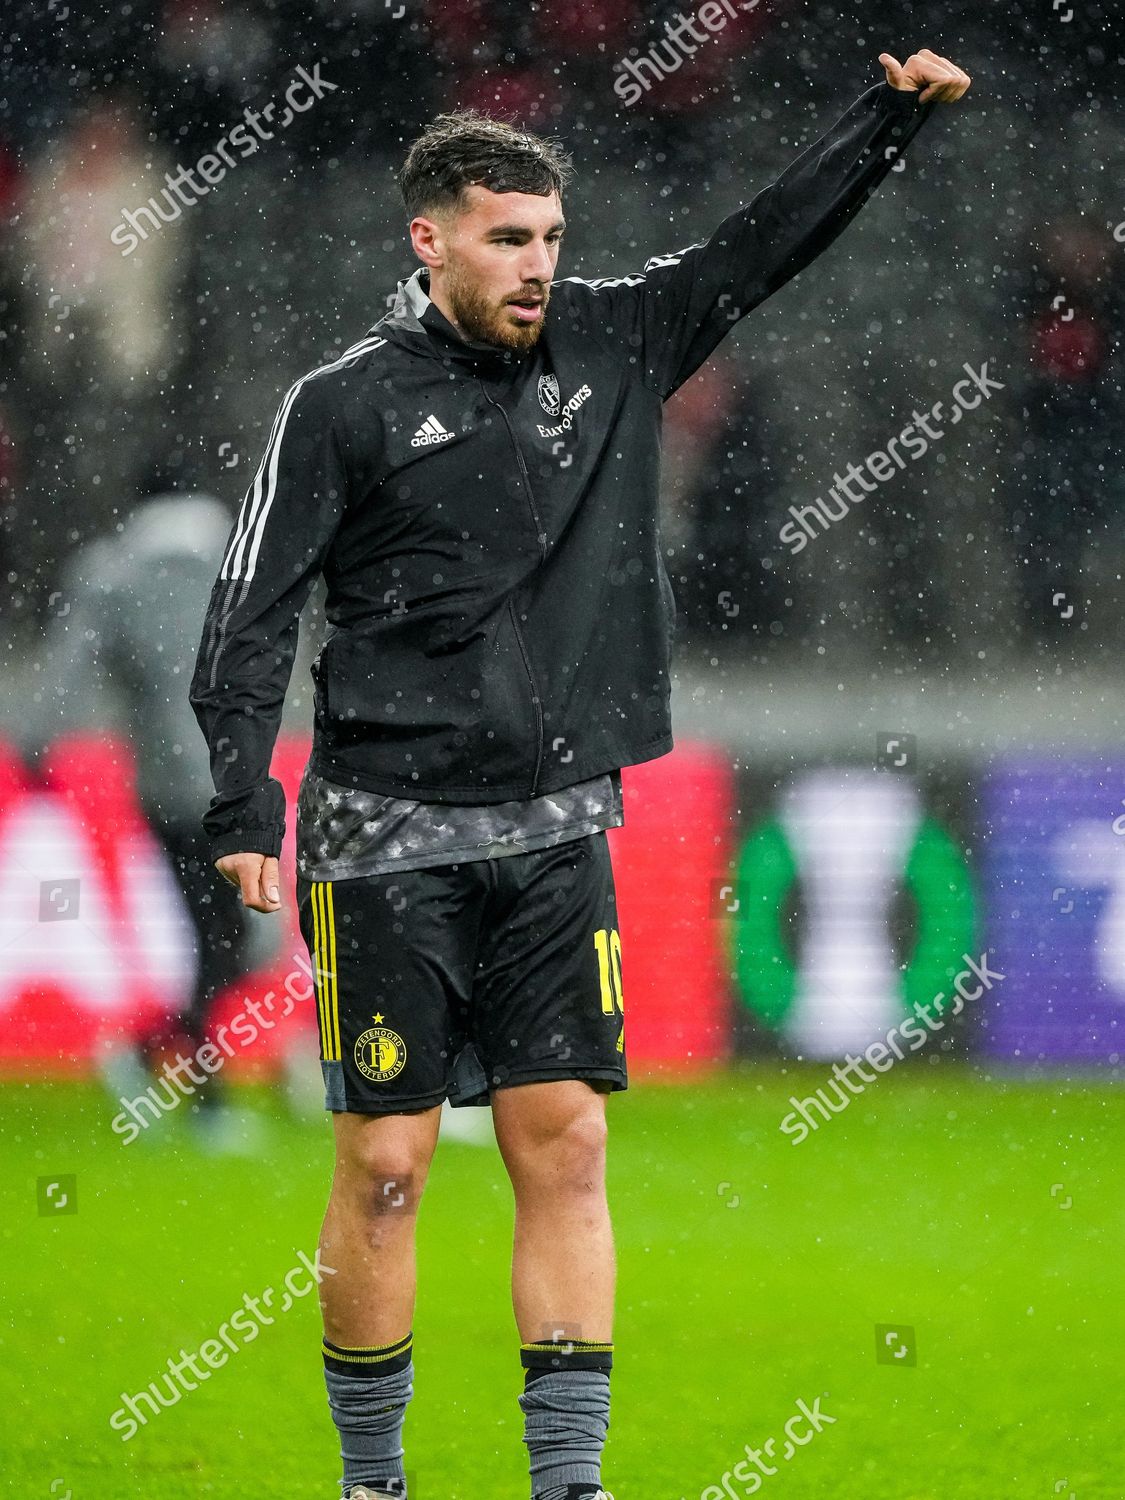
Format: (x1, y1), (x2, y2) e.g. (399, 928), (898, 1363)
(2, 1064), (1120, 1498)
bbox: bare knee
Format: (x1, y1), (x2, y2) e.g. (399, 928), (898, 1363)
(501, 1099), (608, 1199)
(332, 1109), (439, 1221)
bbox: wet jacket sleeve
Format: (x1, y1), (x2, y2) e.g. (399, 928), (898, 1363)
(562, 82), (937, 398)
(189, 375), (348, 864)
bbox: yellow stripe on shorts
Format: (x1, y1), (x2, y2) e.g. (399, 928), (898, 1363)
(324, 881), (341, 1060)
(311, 882), (326, 1058)
(311, 880), (340, 1061)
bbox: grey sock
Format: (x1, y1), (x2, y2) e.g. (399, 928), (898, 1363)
(324, 1358), (413, 1497)
(518, 1368), (610, 1496)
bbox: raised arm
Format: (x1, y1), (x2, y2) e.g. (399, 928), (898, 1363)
(559, 51), (971, 398)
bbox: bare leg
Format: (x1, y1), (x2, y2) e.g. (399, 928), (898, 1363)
(492, 1080), (615, 1343)
(318, 1106), (443, 1344)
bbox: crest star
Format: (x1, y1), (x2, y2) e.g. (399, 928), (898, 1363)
(373, 1012), (384, 1024)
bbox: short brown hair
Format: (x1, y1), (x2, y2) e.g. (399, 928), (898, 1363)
(399, 110), (575, 220)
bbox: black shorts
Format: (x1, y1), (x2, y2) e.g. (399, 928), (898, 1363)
(295, 832), (628, 1113)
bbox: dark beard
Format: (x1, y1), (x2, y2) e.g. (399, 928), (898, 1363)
(445, 264), (549, 353)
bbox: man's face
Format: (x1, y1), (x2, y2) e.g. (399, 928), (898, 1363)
(415, 185), (565, 353)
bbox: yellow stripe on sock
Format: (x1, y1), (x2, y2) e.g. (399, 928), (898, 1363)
(325, 1332), (412, 1353)
(323, 1337), (412, 1363)
(520, 1340), (614, 1352)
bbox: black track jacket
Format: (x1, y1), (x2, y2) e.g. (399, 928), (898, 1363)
(190, 81), (935, 861)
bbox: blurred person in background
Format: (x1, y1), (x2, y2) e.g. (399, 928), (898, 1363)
(17, 89), (190, 601)
(1006, 219), (1125, 644)
(26, 472), (262, 1150)
(19, 89), (185, 396)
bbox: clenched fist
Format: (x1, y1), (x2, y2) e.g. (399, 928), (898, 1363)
(879, 48), (971, 104)
(216, 851), (282, 913)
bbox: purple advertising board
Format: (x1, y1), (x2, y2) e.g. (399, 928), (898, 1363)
(982, 759), (1125, 1063)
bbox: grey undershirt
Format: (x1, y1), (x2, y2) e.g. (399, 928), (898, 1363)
(296, 766), (624, 881)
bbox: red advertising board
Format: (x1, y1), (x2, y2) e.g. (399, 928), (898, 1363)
(0, 734), (733, 1075)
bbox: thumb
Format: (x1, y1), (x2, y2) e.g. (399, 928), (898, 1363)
(261, 855), (281, 908)
(879, 52), (907, 89)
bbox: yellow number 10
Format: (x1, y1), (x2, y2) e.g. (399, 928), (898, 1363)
(594, 927), (625, 1017)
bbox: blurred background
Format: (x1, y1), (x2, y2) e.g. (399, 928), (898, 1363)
(1, 3), (1123, 1496)
(1, 0), (1123, 1075)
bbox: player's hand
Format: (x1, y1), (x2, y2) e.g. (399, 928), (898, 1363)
(879, 49), (971, 104)
(215, 851), (282, 913)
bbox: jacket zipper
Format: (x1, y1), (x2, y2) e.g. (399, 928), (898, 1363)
(507, 599), (544, 795)
(479, 382), (549, 562)
(479, 378), (546, 793)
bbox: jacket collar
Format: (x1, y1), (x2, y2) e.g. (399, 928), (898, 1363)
(379, 267), (519, 369)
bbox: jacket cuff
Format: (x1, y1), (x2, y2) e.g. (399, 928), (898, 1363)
(202, 777), (286, 864)
(209, 827), (284, 863)
(878, 79), (923, 115)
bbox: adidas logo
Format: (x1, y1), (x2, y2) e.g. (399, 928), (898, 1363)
(410, 414), (455, 447)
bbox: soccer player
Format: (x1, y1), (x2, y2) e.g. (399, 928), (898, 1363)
(190, 49), (969, 1500)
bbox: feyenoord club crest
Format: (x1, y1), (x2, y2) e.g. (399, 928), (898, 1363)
(537, 374), (561, 416)
(354, 1015), (407, 1082)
